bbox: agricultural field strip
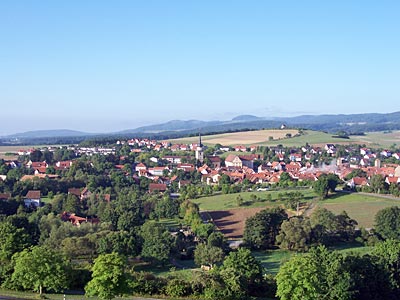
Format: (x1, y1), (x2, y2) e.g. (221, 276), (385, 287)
(168, 129), (400, 148)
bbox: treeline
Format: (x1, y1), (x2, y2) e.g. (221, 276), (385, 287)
(277, 241), (400, 300)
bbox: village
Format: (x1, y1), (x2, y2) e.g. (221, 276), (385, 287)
(2, 134), (400, 211)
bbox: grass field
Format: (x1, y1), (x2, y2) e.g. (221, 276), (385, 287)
(253, 243), (372, 275)
(192, 189), (316, 211)
(192, 189), (400, 234)
(353, 130), (400, 148)
(168, 129), (400, 148)
(0, 288), (96, 300)
(318, 192), (400, 228)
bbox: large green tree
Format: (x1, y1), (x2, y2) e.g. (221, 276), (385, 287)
(243, 207), (288, 249)
(310, 208), (357, 244)
(375, 206), (400, 240)
(370, 174), (386, 194)
(276, 246), (352, 300)
(85, 253), (128, 300)
(140, 221), (173, 265)
(276, 217), (312, 251)
(0, 222), (32, 261)
(372, 239), (400, 290)
(194, 243), (224, 268)
(313, 175), (329, 198)
(10, 246), (69, 295)
(219, 248), (264, 297)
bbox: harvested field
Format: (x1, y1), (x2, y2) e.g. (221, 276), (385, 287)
(169, 129), (299, 146)
(169, 129), (400, 148)
(206, 207), (265, 239)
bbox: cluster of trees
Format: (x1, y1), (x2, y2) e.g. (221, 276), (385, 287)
(244, 207), (359, 252)
(277, 240), (400, 300)
(85, 248), (274, 300)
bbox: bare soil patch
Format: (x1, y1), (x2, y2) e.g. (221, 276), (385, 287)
(206, 207), (265, 239)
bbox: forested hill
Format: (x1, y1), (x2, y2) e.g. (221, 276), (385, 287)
(116, 111), (400, 135)
(2, 111), (400, 145)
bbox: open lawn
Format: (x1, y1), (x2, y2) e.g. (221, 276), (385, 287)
(157, 218), (185, 231)
(253, 243), (372, 275)
(192, 189), (316, 211)
(193, 190), (400, 237)
(319, 192), (400, 228)
(133, 260), (199, 279)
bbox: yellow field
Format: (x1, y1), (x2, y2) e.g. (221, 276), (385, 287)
(0, 146), (24, 160)
(168, 129), (400, 148)
(0, 145), (66, 160)
(168, 129), (300, 146)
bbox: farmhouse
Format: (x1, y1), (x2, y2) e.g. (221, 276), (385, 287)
(225, 154), (253, 169)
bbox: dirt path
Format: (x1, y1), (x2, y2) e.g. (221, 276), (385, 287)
(303, 200), (318, 217)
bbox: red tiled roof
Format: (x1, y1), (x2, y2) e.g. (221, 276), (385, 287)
(68, 188), (81, 197)
(352, 177), (368, 186)
(149, 183), (167, 192)
(386, 176), (399, 184)
(25, 190), (41, 199)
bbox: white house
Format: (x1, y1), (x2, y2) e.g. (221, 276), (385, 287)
(24, 190), (41, 208)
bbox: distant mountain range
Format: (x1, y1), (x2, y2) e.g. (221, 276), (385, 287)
(2, 111), (400, 144)
(5, 129), (94, 139)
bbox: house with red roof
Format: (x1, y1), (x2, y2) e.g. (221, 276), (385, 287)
(225, 155), (253, 169)
(24, 190), (41, 208)
(135, 163), (147, 173)
(208, 156), (222, 169)
(149, 183), (167, 193)
(385, 176), (400, 185)
(61, 211), (87, 226)
(347, 177), (369, 189)
(177, 163), (195, 172)
(234, 145), (247, 152)
(55, 160), (73, 169)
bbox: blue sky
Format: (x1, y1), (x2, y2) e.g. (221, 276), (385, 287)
(1, 1), (399, 135)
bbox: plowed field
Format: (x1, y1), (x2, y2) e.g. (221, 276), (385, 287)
(206, 208), (265, 239)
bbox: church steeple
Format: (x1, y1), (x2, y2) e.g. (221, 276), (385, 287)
(195, 132), (204, 163)
(199, 132), (202, 147)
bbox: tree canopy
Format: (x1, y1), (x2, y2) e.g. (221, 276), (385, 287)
(243, 207), (288, 249)
(85, 253), (128, 300)
(375, 206), (400, 240)
(10, 246), (69, 295)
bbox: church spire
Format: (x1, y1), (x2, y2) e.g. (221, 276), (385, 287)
(199, 132), (202, 147)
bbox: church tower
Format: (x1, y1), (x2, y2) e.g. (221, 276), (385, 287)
(195, 133), (204, 163)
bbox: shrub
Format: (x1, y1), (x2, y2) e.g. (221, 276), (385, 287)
(165, 278), (191, 297)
